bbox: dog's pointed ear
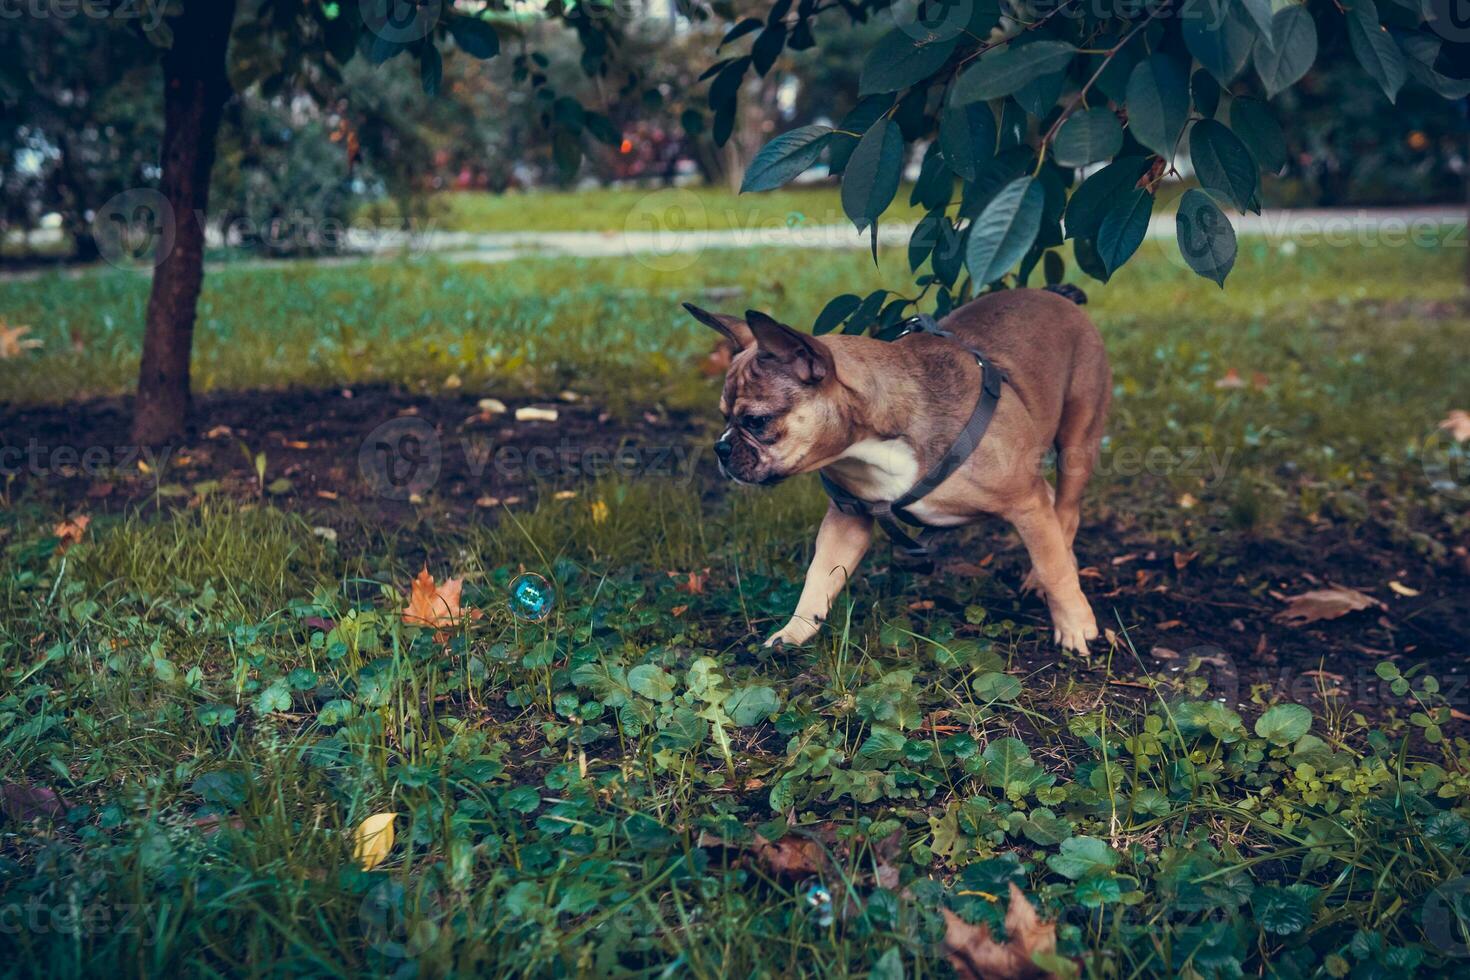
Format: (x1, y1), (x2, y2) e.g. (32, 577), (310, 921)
(745, 310), (833, 384)
(682, 303), (754, 349)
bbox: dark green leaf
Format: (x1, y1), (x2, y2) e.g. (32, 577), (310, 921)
(965, 176), (1044, 285)
(1043, 250), (1065, 285)
(1052, 108), (1123, 168)
(419, 44), (442, 97)
(951, 41), (1075, 103)
(841, 119), (905, 232)
(1014, 68), (1065, 118)
(741, 125), (833, 193)
(1191, 68), (1221, 118)
(447, 15), (499, 59)
(1125, 55), (1190, 158)
(1253, 6), (1317, 97)
(1096, 189), (1153, 274)
(1073, 236), (1110, 282)
(1348, 0), (1406, 103)
(752, 24), (787, 76)
(1175, 188), (1236, 286)
(939, 104), (997, 182)
(813, 294), (862, 334)
(1063, 156), (1150, 239)
(860, 27), (961, 95)
(909, 211), (943, 271)
(1228, 98), (1286, 172)
(720, 18), (763, 48)
(828, 95), (895, 175)
(1189, 120), (1259, 212)
(1181, 0), (1255, 86)
(1239, 0), (1275, 44)
(708, 57), (751, 110)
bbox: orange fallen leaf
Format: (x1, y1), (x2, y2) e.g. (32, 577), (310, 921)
(1173, 550), (1198, 571)
(942, 882), (1059, 980)
(671, 604), (688, 617)
(403, 567), (470, 627)
(1214, 368), (1246, 390)
(1439, 410), (1470, 442)
(0, 322), (42, 359)
(1274, 585), (1384, 626)
(672, 569), (709, 595)
(53, 515), (90, 554)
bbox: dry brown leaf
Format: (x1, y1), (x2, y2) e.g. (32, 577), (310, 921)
(53, 514), (91, 554)
(1173, 550), (1198, 571)
(673, 569), (709, 595)
(1274, 585), (1384, 626)
(942, 882), (1059, 980)
(403, 567), (469, 627)
(751, 832), (829, 878)
(1439, 409), (1470, 442)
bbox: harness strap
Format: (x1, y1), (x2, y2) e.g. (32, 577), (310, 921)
(820, 318), (1007, 570)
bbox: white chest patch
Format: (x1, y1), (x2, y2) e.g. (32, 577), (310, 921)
(826, 438), (918, 499)
(823, 438), (970, 527)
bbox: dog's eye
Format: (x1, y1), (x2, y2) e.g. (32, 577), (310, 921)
(740, 413), (773, 433)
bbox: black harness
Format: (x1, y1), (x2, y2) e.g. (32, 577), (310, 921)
(819, 315), (1008, 570)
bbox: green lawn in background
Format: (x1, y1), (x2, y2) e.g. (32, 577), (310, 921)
(2, 231), (1470, 976)
(368, 182), (929, 234)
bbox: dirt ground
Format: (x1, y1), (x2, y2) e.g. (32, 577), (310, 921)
(5, 386), (1468, 718)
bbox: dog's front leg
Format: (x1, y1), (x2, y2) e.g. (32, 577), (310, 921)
(766, 503), (873, 647)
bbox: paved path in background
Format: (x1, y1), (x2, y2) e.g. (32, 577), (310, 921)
(1, 206), (1463, 281)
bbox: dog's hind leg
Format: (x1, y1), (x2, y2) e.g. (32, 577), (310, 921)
(1052, 388), (1107, 549)
(1021, 372), (1109, 597)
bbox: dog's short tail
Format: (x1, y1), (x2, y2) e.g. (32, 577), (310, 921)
(1042, 283), (1088, 305)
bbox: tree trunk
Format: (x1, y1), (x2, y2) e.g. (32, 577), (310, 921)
(131, 0), (237, 446)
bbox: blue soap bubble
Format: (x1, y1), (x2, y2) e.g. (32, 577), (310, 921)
(509, 573), (555, 621)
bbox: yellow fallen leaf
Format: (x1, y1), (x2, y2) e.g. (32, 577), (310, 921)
(0, 322), (42, 359)
(590, 499), (610, 524)
(1388, 580), (1420, 597)
(353, 812), (397, 870)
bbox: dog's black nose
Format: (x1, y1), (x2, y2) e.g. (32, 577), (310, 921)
(714, 439), (733, 462)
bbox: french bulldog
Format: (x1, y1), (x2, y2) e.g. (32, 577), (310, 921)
(685, 288), (1110, 653)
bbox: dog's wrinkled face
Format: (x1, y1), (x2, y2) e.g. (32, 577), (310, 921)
(683, 304), (845, 486)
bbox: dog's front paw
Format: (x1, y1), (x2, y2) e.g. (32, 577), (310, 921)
(1050, 608), (1099, 655)
(765, 618), (820, 648)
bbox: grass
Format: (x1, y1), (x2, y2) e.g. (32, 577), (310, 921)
(363, 182), (929, 234)
(3, 233), (1470, 976)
